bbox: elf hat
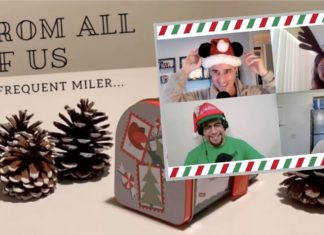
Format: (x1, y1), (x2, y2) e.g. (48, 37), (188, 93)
(193, 102), (226, 134)
(198, 38), (244, 68)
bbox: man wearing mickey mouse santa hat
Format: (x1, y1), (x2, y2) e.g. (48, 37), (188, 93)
(184, 102), (263, 165)
(161, 38), (275, 103)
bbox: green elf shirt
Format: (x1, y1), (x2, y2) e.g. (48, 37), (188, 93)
(184, 136), (263, 165)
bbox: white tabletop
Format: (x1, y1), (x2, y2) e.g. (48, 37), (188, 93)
(1, 168), (323, 235)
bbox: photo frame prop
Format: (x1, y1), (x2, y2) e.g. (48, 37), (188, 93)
(154, 11), (324, 181)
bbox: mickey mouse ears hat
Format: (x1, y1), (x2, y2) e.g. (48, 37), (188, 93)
(193, 102), (225, 133)
(198, 38), (244, 68)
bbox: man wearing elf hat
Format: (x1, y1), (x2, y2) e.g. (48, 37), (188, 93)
(161, 38), (275, 103)
(184, 102), (263, 165)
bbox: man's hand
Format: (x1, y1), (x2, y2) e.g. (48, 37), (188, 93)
(182, 49), (202, 75)
(243, 52), (268, 77)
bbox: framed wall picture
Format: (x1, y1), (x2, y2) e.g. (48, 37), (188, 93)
(160, 75), (169, 84)
(158, 58), (176, 85)
(158, 58), (176, 71)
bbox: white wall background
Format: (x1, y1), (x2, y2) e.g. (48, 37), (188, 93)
(277, 89), (324, 156)
(162, 94), (282, 167)
(0, 68), (159, 152)
(156, 31), (270, 88)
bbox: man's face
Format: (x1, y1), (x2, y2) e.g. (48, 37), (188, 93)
(210, 64), (237, 94)
(202, 119), (225, 147)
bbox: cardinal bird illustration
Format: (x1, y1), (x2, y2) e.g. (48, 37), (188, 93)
(127, 122), (148, 150)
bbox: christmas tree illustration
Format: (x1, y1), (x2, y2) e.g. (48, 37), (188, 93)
(141, 166), (163, 208)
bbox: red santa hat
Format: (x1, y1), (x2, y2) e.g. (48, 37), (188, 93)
(198, 38), (244, 68)
(193, 102), (226, 134)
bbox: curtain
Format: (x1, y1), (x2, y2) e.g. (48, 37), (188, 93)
(271, 29), (316, 93)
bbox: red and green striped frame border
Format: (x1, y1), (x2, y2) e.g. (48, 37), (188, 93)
(167, 153), (324, 180)
(156, 11), (324, 40)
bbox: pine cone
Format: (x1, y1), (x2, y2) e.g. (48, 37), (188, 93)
(0, 110), (41, 156)
(0, 125), (57, 200)
(51, 99), (112, 179)
(280, 169), (324, 206)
